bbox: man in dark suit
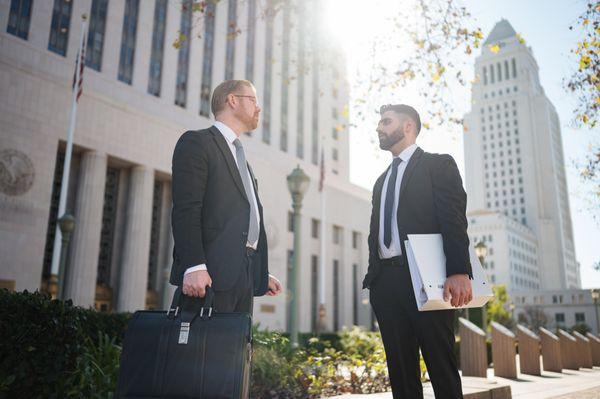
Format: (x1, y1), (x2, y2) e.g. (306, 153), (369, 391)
(363, 104), (473, 398)
(171, 79), (282, 313)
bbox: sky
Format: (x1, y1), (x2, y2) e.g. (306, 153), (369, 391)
(326, 0), (600, 288)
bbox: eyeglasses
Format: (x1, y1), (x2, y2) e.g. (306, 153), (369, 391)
(234, 95), (258, 106)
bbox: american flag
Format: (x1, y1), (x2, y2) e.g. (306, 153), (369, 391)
(319, 147), (325, 192)
(72, 44), (85, 102)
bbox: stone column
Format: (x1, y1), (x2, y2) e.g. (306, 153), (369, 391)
(161, 232), (177, 310)
(64, 151), (107, 308)
(158, 182), (176, 310)
(117, 166), (154, 312)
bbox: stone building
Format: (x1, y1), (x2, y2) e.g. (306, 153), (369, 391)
(0, 0), (373, 332)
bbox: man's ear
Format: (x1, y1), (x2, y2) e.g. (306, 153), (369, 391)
(226, 93), (236, 108)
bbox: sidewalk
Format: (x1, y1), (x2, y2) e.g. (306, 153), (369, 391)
(330, 365), (600, 398)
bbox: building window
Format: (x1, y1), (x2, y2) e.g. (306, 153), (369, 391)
(147, 180), (164, 295)
(504, 60), (510, 80)
(280, 3), (291, 152)
(333, 225), (341, 244)
(497, 62), (502, 82)
(148, 0), (168, 96)
(311, 24), (319, 165)
(245, 0), (256, 81)
(555, 313), (565, 324)
(48, 0), (73, 56)
(490, 64), (495, 84)
(352, 231), (360, 249)
(311, 218), (320, 239)
(224, 0), (237, 80)
(86, 0), (109, 71)
(7, 0), (32, 40)
(296, 6), (306, 160)
(97, 167), (120, 306)
(333, 259), (340, 331)
(287, 211), (294, 232)
(483, 66), (488, 85)
(511, 58), (517, 78)
(118, 0), (140, 85)
(174, 0), (192, 107)
(311, 255), (318, 332)
(262, 3), (274, 144)
(199, 1), (216, 116)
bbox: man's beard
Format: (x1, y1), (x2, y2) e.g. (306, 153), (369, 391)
(379, 128), (405, 150)
(240, 112), (259, 131)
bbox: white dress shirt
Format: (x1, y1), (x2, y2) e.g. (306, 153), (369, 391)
(184, 121), (261, 275)
(378, 144), (418, 259)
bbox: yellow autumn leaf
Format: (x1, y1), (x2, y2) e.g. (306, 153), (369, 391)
(342, 105), (349, 118)
(335, 124), (345, 132)
(516, 33), (525, 45)
(422, 122), (430, 130)
(173, 33), (187, 49)
(489, 44), (500, 54)
(431, 66), (445, 82)
(595, 97), (600, 105)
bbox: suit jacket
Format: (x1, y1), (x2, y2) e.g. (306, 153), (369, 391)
(362, 147), (472, 289)
(170, 126), (269, 296)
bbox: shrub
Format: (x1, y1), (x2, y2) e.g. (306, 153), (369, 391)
(1, 291), (406, 398)
(65, 334), (121, 399)
(0, 289), (129, 398)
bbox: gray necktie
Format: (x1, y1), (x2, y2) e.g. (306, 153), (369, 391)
(233, 139), (259, 246)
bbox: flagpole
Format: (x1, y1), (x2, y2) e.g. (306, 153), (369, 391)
(50, 15), (88, 299)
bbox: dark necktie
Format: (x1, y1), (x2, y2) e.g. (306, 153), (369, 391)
(383, 158), (402, 248)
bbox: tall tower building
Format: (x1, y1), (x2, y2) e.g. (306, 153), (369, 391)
(464, 19), (579, 290)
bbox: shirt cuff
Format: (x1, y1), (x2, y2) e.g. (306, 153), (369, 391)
(185, 264), (207, 275)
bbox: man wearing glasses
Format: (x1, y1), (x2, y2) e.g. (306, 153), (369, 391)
(170, 80), (282, 313)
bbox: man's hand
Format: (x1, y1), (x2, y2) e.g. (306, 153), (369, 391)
(182, 270), (212, 297)
(443, 274), (472, 307)
(266, 274), (282, 296)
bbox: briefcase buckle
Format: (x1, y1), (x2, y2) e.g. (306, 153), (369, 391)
(166, 306), (179, 318)
(200, 307), (213, 318)
(178, 322), (191, 345)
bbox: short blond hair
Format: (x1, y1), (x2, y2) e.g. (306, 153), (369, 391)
(211, 80), (254, 117)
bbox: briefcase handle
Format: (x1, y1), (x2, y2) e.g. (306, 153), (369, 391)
(168, 286), (215, 322)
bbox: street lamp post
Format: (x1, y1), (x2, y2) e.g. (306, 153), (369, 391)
(57, 214), (76, 300)
(472, 241), (489, 329)
(592, 289), (600, 335)
(287, 166), (310, 347)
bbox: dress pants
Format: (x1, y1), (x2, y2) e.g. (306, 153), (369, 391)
(369, 262), (463, 399)
(194, 250), (255, 314)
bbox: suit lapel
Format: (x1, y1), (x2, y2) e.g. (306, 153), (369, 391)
(398, 147), (423, 204)
(372, 169), (388, 233)
(210, 126), (248, 201)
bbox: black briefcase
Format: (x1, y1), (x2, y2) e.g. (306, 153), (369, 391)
(115, 288), (252, 399)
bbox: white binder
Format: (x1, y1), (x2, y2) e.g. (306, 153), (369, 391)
(404, 234), (494, 311)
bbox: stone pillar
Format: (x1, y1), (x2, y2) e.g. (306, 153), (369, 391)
(64, 151), (107, 308)
(161, 232), (177, 310)
(158, 181), (176, 310)
(117, 166), (154, 312)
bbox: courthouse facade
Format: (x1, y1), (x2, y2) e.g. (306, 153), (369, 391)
(0, 0), (373, 332)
